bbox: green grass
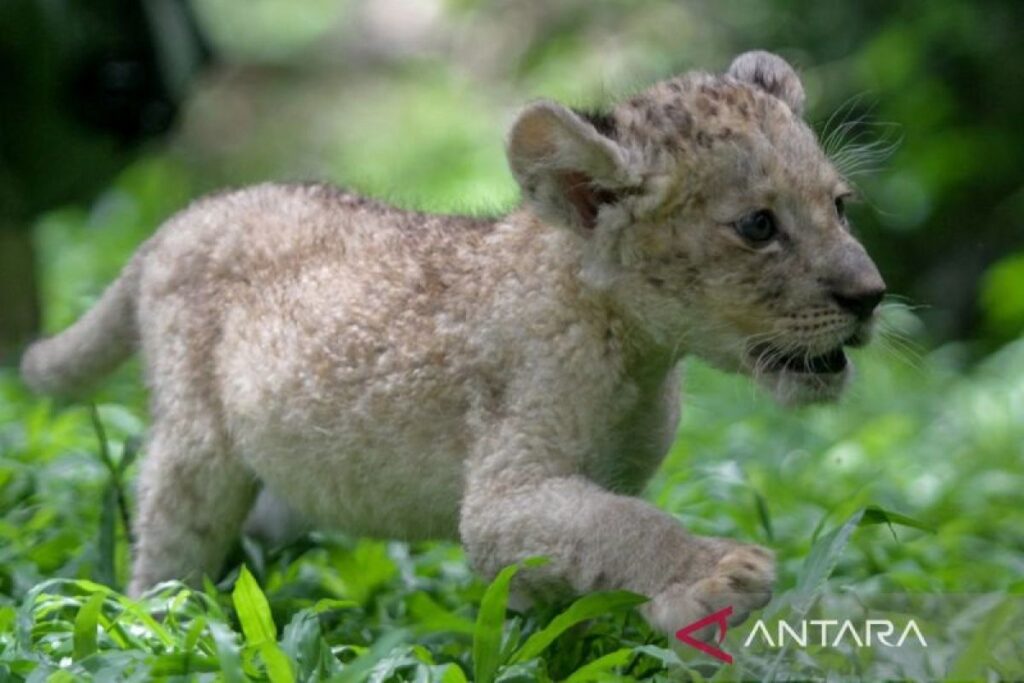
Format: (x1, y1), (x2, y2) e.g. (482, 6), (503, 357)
(2, 159), (1023, 680)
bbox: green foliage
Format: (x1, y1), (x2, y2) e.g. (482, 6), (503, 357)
(233, 566), (295, 682)
(509, 591), (648, 664)
(472, 563), (518, 683)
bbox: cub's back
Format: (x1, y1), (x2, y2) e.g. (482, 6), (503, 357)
(135, 182), (516, 452)
(139, 182), (494, 301)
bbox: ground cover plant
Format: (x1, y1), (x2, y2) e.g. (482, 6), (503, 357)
(0, 161), (1022, 681)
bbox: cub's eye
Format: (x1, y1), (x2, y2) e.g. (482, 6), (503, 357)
(734, 210), (777, 245)
(834, 195), (846, 220)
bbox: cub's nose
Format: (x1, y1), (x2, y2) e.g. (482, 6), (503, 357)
(832, 285), (885, 320)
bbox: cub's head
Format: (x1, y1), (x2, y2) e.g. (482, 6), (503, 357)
(507, 51), (885, 405)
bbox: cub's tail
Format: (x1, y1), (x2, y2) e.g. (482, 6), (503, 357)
(20, 256), (142, 396)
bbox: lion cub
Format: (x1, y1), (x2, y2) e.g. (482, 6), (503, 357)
(22, 52), (884, 636)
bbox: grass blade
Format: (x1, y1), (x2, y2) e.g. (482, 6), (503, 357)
(73, 591), (106, 659)
(753, 490), (775, 542)
(510, 591), (647, 663)
(232, 565), (277, 645)
(261, 641), (297, 683)
(791, 508), (865, 615)
(472, 564), (519, 683)
(209, 621), (245, 683)
(563, 647), (634, 682)
(95, 483), (118, 588)
(407, 592), (475, 636)
(860, 504), (934, 539)
(765, 507), (867, 680)
(332, 629), (408, 683)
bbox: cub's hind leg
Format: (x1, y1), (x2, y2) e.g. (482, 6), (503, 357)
(129, 423), (257, 595)
(127, 259), (263, 594)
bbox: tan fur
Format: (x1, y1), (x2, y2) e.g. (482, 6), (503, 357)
(20, 52), (884, 634)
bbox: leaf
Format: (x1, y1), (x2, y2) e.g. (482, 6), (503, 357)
(473, 563), (519, 683)
(0, 606), (15, 634)
(498, 615), (523, 664)
(89, 404), (128, 588)
(436, 663), (469, 682)
(563, 647), (634, 682)
(95, 483), (118, 588)
(764, 507), (869, 681)
(311, 598), (358, 614)
(111, 594), (175, 648)
(321, 541), (397, 605)
(118, 436), (140, 475)
(510, 591), (648, 663)
(37, 579), (172, 650)
(631, 644), (684, 669)
(73, 592), (106, 660)
(202, 577), (227, 620)
(280, 609), (322, 679)
(148, 653), (221, 675)
(791, 508), (865, 616)
(753, 490), (774, 542)
(334, 629), (408, 683)
(521, 556), (551, 569)
(184, 616), (208, 655)
(860, 505), (934, 538)
(232, 565), (277, 646)
(407, 592), (475, 636)
(364, 645), (422, 682)
(209, 621), (245, 683)
(808, 510), (830, 545)
(260, 641), (297, 683)
(492, 659), (548, 682)
(88, 403), (114, 474)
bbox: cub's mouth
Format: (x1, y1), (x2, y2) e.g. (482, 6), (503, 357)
(745, 333), (869, 404)
(748, 343), (848, 375)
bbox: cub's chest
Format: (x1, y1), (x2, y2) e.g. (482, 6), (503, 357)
(584, 371), (683, 494)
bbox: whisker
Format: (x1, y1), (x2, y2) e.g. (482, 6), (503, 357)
(871, 328), (926, 374)
(818, 96), (903, 182)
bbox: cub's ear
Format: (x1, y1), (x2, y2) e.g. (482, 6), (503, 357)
(727, 51), (805, 117)
(506, 101), (637, 235)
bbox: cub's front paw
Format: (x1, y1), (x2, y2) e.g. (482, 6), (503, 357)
(642, 543), (776, 640)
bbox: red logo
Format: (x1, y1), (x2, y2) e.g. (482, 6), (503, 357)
(674, 605), (733, 664)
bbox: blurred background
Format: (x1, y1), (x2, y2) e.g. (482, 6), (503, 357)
(2, 0), (1023, 361)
